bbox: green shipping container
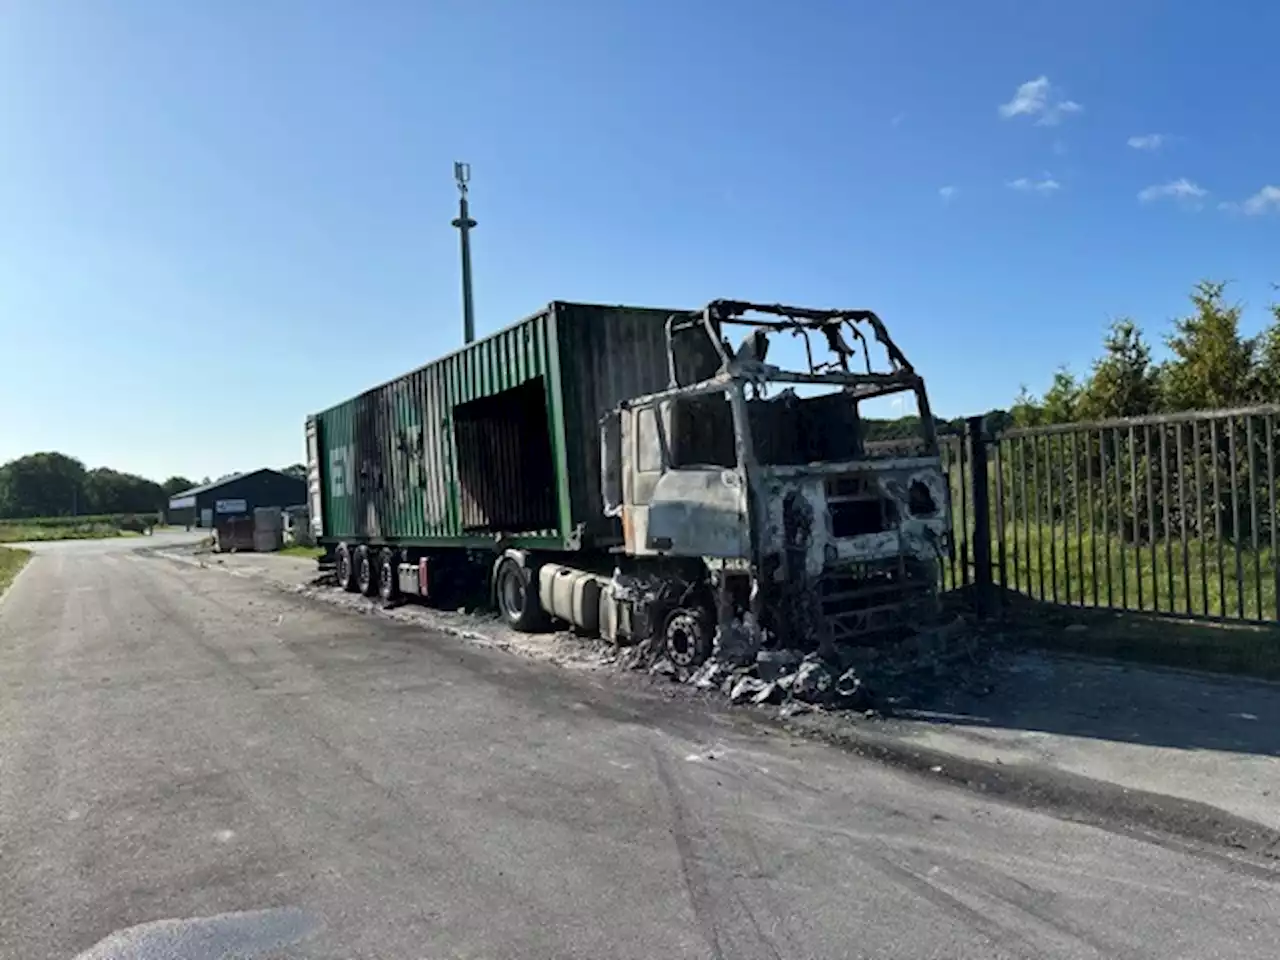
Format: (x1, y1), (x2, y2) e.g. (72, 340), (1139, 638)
(309, 301), (717, 552)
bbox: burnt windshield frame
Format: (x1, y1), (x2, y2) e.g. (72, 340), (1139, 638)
(747, 387), (863, 466)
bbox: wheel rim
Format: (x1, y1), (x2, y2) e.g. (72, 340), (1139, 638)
(499, 566), (525, 618)
(664, 611), (703, 667)
(380, 559), (394, 595)
(358, 557), (372, 590)
(338, 553), (351, 585)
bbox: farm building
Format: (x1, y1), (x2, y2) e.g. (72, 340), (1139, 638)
(167, 469), (305, 529)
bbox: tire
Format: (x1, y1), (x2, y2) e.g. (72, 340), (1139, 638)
(336, 543), (359, 593)
(378, 548), (400, 602)
(662, 607), (713, 669)
(493, 557), (547, 631)
(355, 546), (378, 597)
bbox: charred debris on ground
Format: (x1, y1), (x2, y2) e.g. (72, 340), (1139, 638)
(311, 551), (999, 721)
(623, 612), (998, 719)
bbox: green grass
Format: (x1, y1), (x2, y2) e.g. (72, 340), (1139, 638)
(1, 512), (161, 529)
(940, 519), (1280, 679)
(277, 544), (323, 559)
(0, 512), (161, 543)
(972, 522), (1280, 622)
(0, 545), (31, 597)
(0, 521), (123, 543)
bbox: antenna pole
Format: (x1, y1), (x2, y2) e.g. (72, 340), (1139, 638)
(451, 162), (477, 344)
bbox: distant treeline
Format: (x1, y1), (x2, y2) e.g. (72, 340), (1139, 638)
(865, 279), (1280, 441)
(0, 453), (182, 520)
(0, 453), (307, 520)
(862, 411), (1013, 442)
(925, 279), (1280, 563)
(1007, 280), (1280, 427)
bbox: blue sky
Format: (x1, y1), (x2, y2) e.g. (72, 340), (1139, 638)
(1, 1), (1277, 481)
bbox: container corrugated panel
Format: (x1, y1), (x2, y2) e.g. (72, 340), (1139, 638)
(555, 303), (709, 545)
(312, 301), (701, 551)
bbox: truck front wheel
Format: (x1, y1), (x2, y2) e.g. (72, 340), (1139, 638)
(663, 607), (713, 669)
(494, 557), (547, 632)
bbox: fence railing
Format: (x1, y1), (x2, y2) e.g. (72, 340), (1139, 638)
(939, 429), (974, 595)
(941, 405), (1280, 625)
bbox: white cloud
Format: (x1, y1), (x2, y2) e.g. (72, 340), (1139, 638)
(998, 76), (1083, 126)
(1137, 178), (1207, 205)
(1127, 133), (1166, 151)
(1221, 186), (1280, 215)
(999, 77), (1049, 117)
(1007, 176), (1061, 194)
(938, 185), (957, 203)
(1241, 185), (1280, 215)
(1052, 100), (1083, 123)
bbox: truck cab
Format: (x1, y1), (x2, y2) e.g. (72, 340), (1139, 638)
(600, 300), (950, 661)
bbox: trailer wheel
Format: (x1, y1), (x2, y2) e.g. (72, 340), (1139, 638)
(336, 543), (359, 593)
(378, 548), (400, 602)
(663, 607), (713, 669)
(356, 546), (378, 597)
(494, 557), (547, 631)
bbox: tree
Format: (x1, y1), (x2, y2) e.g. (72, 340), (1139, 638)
(1161, 280), (1257, 411)
(0, 452), (88, 518)
(1010, 385), (1044, 428)
(1041, 367), (1082, 424)
(1254, 293), (1280, 401)
(1078, 318), (1159, 420)
(280, 463), (307, 482)
(981, 408), (1015, 435)
(82, 468), (164, 515)
(161, 476), (197, 498)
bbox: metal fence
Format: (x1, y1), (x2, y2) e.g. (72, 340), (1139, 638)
(939, 429), (977, 596)
(941, 405), (1280, 625)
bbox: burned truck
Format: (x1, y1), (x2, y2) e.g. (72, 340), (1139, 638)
(306, 299), (949, 666)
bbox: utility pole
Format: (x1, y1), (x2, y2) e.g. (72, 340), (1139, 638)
(451, 161), (477, 344)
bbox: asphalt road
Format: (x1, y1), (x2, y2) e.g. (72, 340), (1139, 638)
(2, 540), (1278, 959)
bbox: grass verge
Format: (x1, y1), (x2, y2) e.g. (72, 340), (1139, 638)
(946, 523), (1280, 621)
(0, 545), (31, 598)
(0, 522), (123, 543)
(941, 519), (1280, 679)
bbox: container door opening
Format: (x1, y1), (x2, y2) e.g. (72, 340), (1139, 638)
(453, 378), (557, 533)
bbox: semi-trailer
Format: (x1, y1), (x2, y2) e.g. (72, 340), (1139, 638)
(305, 299), (949, 666)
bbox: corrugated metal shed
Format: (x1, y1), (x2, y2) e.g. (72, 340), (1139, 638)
(168, 469), (307, 528)
(311, 301), (719, 551)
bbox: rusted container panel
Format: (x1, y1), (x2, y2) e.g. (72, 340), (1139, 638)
(310, 301), (694, 551)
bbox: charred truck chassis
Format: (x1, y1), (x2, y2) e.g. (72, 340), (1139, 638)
(313, 299), (950, 667)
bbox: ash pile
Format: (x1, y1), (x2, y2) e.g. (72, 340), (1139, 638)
(628, 615), (995, 718)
